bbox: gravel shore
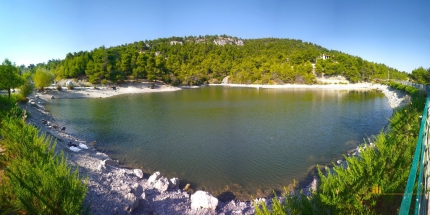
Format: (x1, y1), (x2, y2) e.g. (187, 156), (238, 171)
(19, 82), (408, 214)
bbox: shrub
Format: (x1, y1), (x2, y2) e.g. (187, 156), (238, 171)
(56, 85), (62, 91)
(0, 109), (88, 214)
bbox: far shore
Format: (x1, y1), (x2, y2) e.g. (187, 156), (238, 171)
(37, 81), (388, 100)
(36, 81), (406, 109)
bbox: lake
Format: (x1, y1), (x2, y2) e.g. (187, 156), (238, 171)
(46, 86), (392, 199)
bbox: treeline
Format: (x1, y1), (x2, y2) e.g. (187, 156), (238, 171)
(409, 67), (430, 84)
(31, 35), (408, 85)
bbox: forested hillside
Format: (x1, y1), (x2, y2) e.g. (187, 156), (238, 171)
(33, 35), (408, 85)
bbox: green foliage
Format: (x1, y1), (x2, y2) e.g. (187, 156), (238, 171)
(33, 68), (54, 90)
(31, 36), (408, 86)
(255, 184), (328, 215)
(388, 81), (419, 95)
(409, 67), (430, 84)
(0, 59), (24, 98)
(0, 109), (88, 214)
(19, 72), (34, 99)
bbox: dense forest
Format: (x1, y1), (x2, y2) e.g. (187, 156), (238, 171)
(28, 35), (409, 85)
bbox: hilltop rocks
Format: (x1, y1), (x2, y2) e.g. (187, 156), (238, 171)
(191, 190), (219, 210)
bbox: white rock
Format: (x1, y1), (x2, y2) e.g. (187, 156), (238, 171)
(124, 193), (139, 212)
(155, 177), (170, 192)
(79, 143), (89, 149)
(133, 169), (143, 179)
(140, 192), (146, 200)
(69, 146), (81, 152)
(148, 171), (161, 185)
(191, 190), (219, 210)
(169, 177), (179, 189)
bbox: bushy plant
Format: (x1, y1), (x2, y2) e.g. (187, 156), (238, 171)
(0, 109), (88, 214)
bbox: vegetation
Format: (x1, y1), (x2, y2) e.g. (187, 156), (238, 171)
(255, 83), (425, 214)
(409, 67), (430, 84)
(0, 59), (23, 99)
(31, 35), (408, 86)
(33, 68), (54, 91)
(0, 97), (88, 213)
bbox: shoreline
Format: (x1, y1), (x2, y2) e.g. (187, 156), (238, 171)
(20, 82), (408, 214)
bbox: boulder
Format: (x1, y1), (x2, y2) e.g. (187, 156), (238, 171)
(147, 171), (161, 185)
(133, 169), (143, 179)
(190, 190), (218, 210)
(97, 159), (119, 171)
(155, 177), (170, 192)
(124, 193), (139, 213)
(169, 177), (179, 189)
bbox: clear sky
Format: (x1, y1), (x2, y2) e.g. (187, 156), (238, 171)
(0, 0), (429, 73)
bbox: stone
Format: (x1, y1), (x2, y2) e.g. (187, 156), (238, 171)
(133, 169), (143, 179)
(124, 193), (139, 212)
(155, 177), (170, 192)
(140, 192), (146, 200)
(51, 95), (55, 99)
(147, 171), (161, 185)
(190, 190), (219, 210)
(97, 159), (119, 171)
(169, 177), (179, 189)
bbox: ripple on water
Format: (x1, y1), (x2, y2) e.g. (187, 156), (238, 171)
(46, 87), (392, 200)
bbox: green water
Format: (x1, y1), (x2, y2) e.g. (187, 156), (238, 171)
(46, 86), (392, 199)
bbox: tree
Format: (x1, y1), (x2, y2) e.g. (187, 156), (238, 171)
(19, 72), (34, 98)
(0, 59), (23, 98)
(33, 69), (54, 90)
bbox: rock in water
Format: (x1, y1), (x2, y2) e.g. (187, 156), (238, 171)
(169, 177), (179, 189)
(133, 169), (143, 179)
(124, 193), (139, 212)
(155, 177), (170, 192)
(191, 190), (219, 210)
(148, 171), (161, 185)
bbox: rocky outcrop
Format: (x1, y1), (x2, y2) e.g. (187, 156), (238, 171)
(154, 177), (170, 192)
(124, 193), (139, 212)
(191, 190), (219, 210)
(133, 169), (143, 179)
(147, 171), (161, 184)
(169, 177), (179, 189)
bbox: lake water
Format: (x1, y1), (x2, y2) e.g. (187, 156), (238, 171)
(46, 86), (392, 199)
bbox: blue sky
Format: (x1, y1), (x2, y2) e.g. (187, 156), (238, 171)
(0, 0), (429, 73)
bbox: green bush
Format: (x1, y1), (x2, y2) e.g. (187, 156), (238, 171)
(0, 109), (88, 214)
